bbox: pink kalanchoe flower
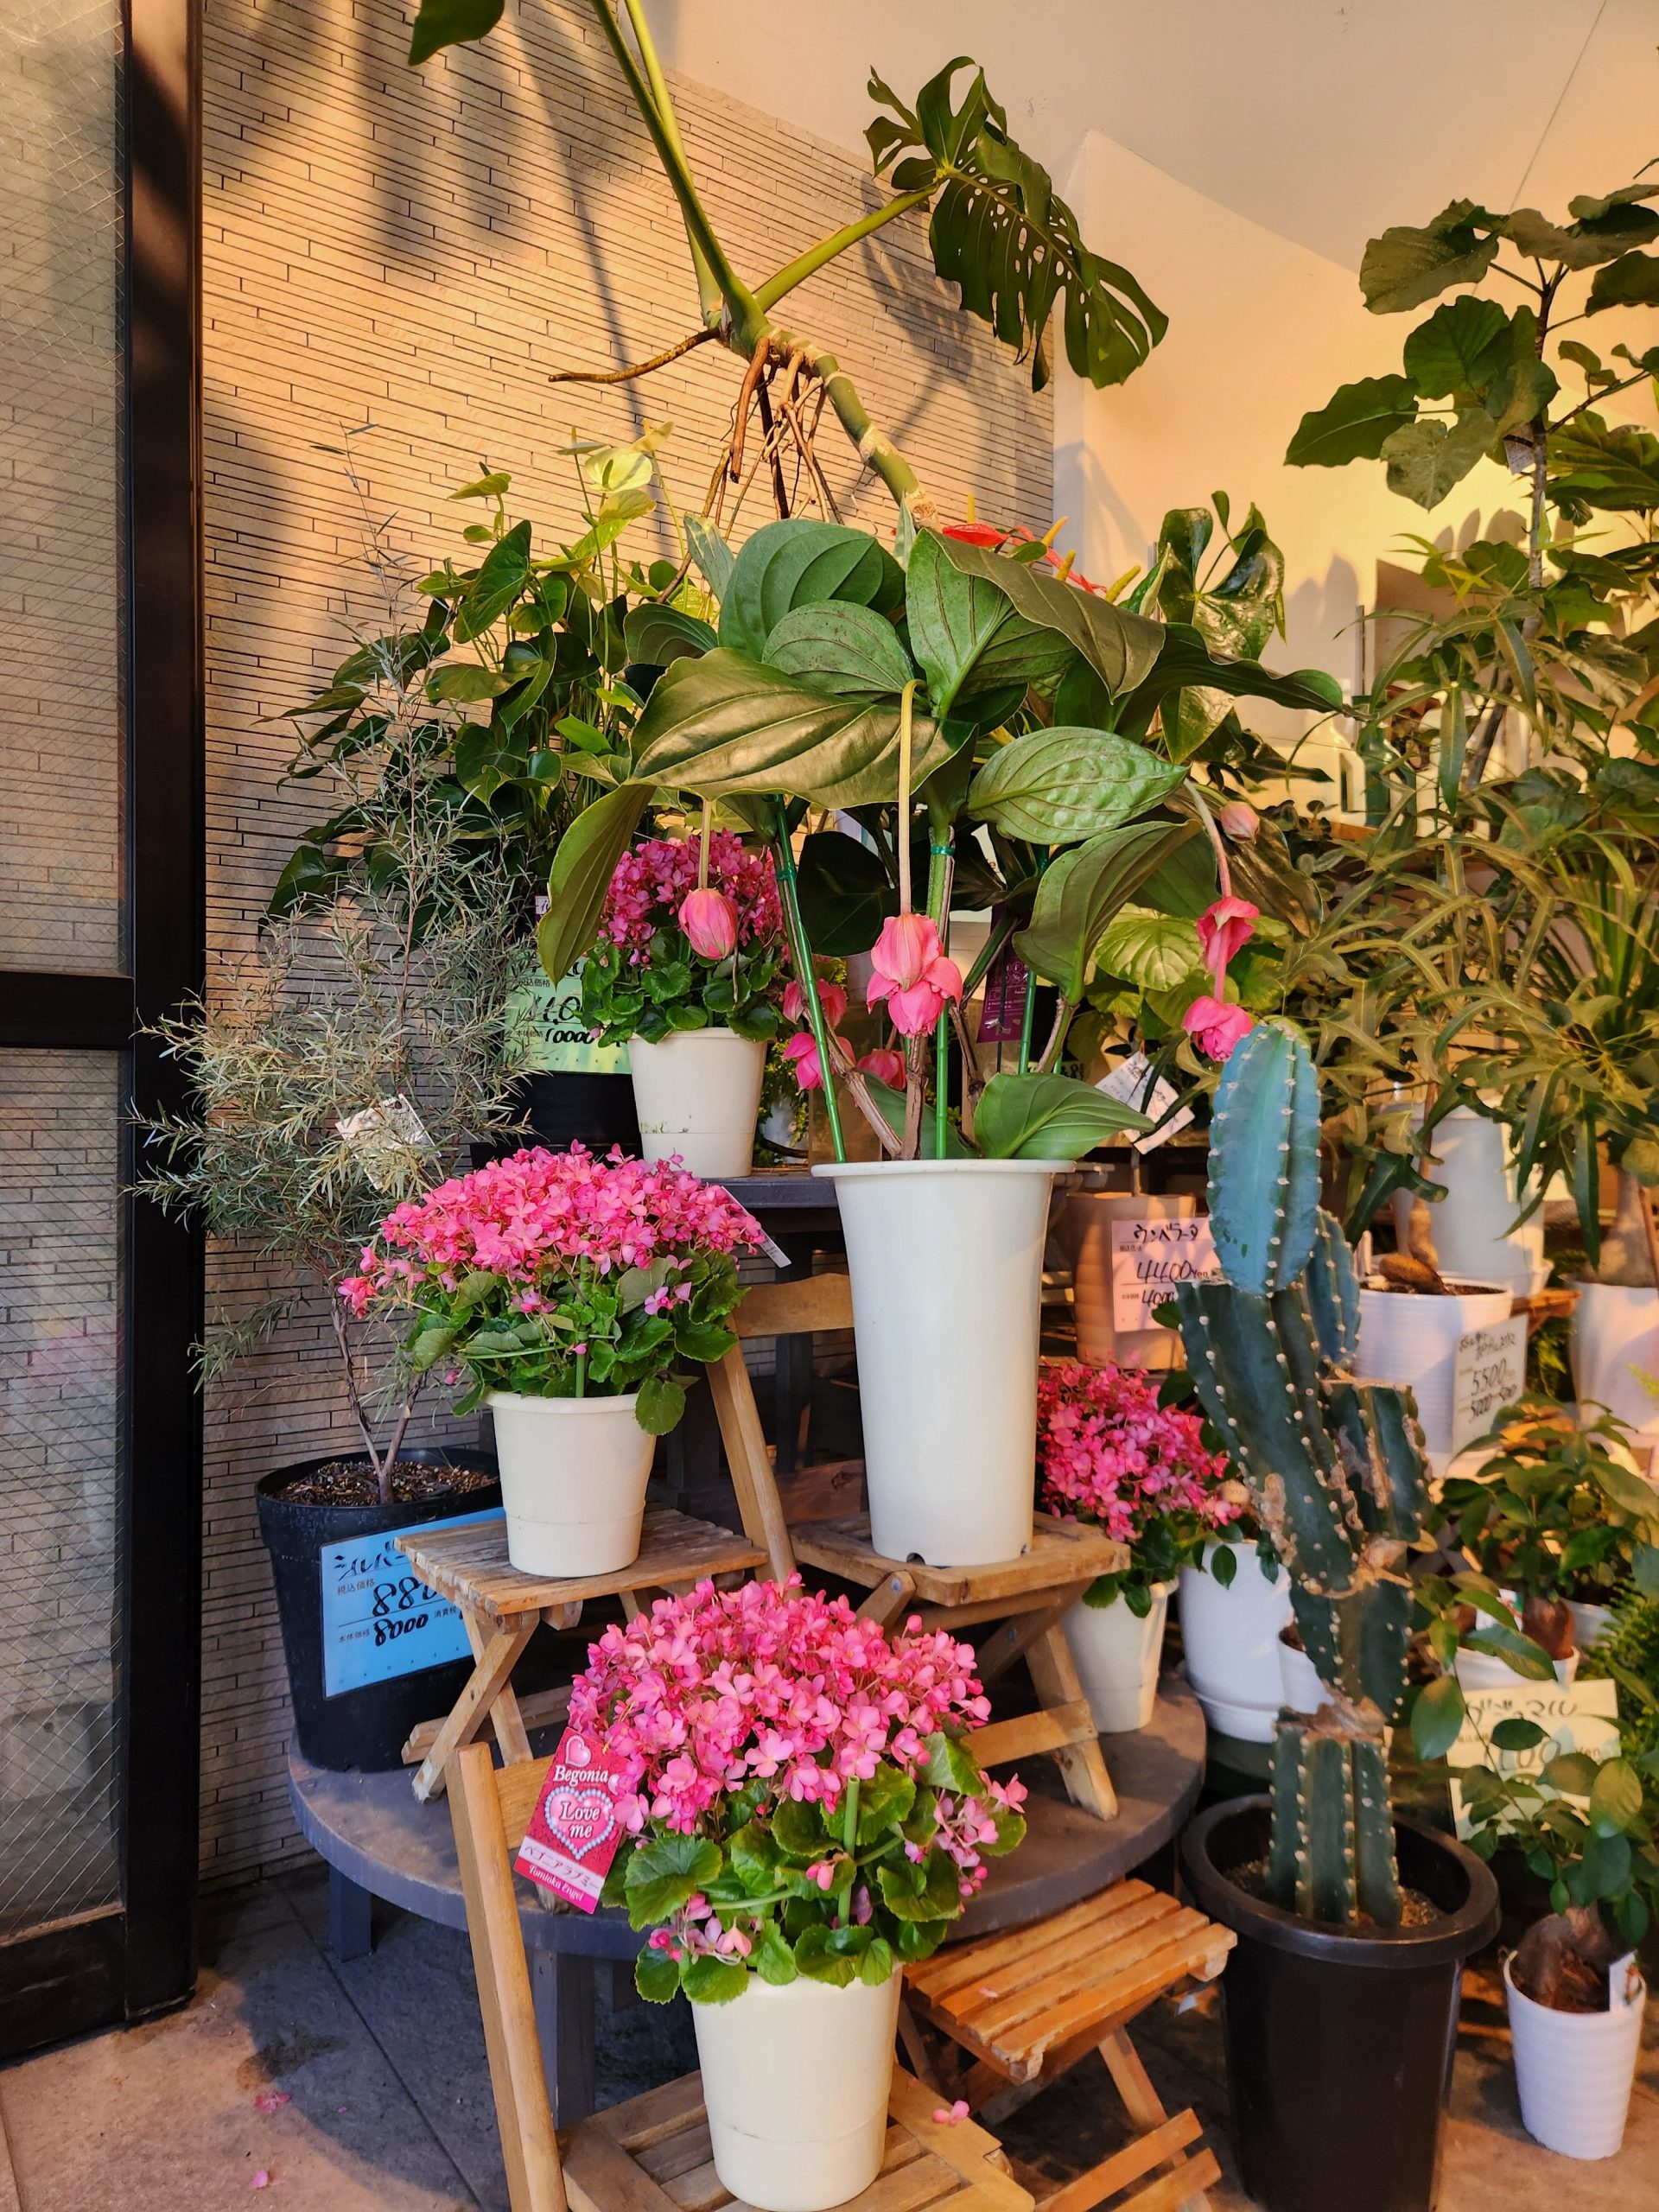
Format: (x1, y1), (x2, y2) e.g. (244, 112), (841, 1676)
(1038, 1362), (1236, 1549)
(1195, 896), (1259, 982)
(782, 976), (848, 1029)
(1217, 800), (1259, 842)
(857, 1046), (906, 1090)
(678, 887), (739, 962)
(867, 914), (963, 1039)
(1182, 995), (1254, 1063)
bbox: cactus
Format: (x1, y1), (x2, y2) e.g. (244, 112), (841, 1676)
(1177, 1019), (1433, 1928)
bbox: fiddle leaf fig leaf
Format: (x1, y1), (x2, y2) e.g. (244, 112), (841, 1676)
(1287, 375), (1419, 467)
(1402, 296), (1511, 397)
(1379, 411), (1497, 509)
(1589, 251), (1659, 314)
(1360, 200), (1501, 313)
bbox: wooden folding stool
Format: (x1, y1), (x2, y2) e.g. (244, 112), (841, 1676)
(707, 1272), (1129, 1822)
(899, 1883), (1235, 2212)
(448, 1739), (1039, 2212)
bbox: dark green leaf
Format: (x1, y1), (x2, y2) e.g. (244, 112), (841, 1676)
(454, 520), (532, 641)
(1411, 1672), (1466, 1760)
(1014, 820), (1197, 1001)
(1380, 411), (1497, 508)
(1589, 1758), (1645, 1836)
(1541, 1751), (1601, 1796)
(930, 533), (1164, 698)
(426, 662), (511, 703)
(855, 1764), (917, 1843)
(681, 1955), (750, 2004)
(906, 529), (1071, 716)
(1589, 251), (1659, 313)
(624, 603), (716, 668)
(1286, 374), (1419, 466)
(1402, 296), (1512, 397)
(719, 519), (893, 658)
(1491, 1716), (1549, 1751)
(795, 830), (891, 956)
(762, 602), (914, 697)
(408, 0), (503, 64)
(633, 1946), (682, 2002)
(965, 727), (1185, 842)
(635, 1374), (686, 1435)
(537, 781), (651, 983)
(623, 1834), (721, 1928)
(1360, 202), (1500, 314)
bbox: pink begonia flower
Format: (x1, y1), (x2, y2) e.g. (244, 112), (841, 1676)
(867, 914), (963, 1039)
(251, 2175), (271, 2193)
(1182, 995), (1254, 1063)
(857, 1047), (906, 1090)
(932, 2101), (972, 2126)
(677, 887), (739, 962)
(782, 976), (848, 1029)
(1195, 896), (1259, 982)
(1217, 800), (1259, 842)
(253, 2090), (290, 2113)
(601, 833), (781, 956)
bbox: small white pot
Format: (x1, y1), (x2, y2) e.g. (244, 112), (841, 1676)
(629, 1027), (766, 1178)
(1505, 1954), (1646, 2160)
(1356, 1281), (1512, 1465)
(1571, 1281), (1659, 1443)
(1063, 1580), (1173, 1733)
(1392, 1109), (1547, 1297)
(1179, 1543), (1293, 1744)
(692, 1968), (900, 2212)
(1567, 1598), (1616, 1653)
(1277, 1631), (1330, 1715)
(486, 1391), (654, 1576)
(1454, 1643), (1580, 1693)
(814, 1157), (1063, 1566)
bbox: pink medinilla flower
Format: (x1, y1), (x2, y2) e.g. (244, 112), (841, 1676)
(1195, 896), (1259, 983)
(857, 1047), (906, 1090)
(782, 976), (848, 1029)
(867, 913), (963, 1039)
(1182, 995), (1253, 1063)
(1217, 800), (1259, 842)
(678, 887), (739, 961)
(782, 1028), (854, 1093)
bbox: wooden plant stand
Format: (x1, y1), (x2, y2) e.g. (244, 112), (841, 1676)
(708, 1273), (1129, 1823)
(449, 1738), (1034, 2212)
(900, 1882), (1236, 2212)
(395, 1508), (766, 1801)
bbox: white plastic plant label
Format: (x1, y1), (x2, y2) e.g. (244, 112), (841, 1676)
(1450, 1315), (1528, 1456)
(1095, 1052), (1193, 1154)
(1445, 1677), (1618, 1840)
(1109, 1214), (1222, 1333)
(336, 1094), (437, 1192)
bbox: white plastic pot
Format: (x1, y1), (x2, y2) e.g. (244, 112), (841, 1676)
(1567, 1598), (1616, 1654)
(1454, 1643), (1580, 1693)
(692, 1967), (901, 2211)
(1505, 1954), (1646, 2160)
(1179, 1543), (1293, 1743)
(486, 1391), (654, 1575)
(628, 1027), (766, 1178)
(814, 1157), (1063, 1566)
(1063, 1580), (1173, 1732)
(1277, 1631), (1330, 1715)
(1392, 1109), (1547, 1298)
(1571, 1281), (1659, 1443)
(1356, 1281), (1512, 1465)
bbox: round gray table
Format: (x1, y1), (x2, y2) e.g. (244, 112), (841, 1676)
(289, 1678), (1205, 2121)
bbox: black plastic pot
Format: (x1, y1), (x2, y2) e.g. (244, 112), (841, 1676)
(257, 1447), (500, 1773)
(1181, 1796), (1499, 2212)
(473, 1071), (640, 1169)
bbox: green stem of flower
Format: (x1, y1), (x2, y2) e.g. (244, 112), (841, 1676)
(575, 1347), (588, 1399)
(772, 803), (846, 1163)
(842, 1777), (861, 1856)
(1017, 970), (1037, 1075)
(698, 798), (713, 890)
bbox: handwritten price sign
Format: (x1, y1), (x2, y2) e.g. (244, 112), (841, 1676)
(1109, 1215), (1223, 1334)
(1450, 1317), (1528, 1457)
(318, 1507), (501, 1698)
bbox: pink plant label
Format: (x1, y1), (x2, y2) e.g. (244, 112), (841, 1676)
(514, 1726), (629, 1911)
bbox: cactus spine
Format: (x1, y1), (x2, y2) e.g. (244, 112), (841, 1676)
(1176, 1019), (1432, 1929)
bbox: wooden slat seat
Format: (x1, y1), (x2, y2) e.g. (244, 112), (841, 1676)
(790, 1512), (1126, 1618)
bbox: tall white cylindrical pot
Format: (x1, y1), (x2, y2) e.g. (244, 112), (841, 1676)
(1392, 1109), (1546, 1297)
(1356, 1282), (1512, 1464)
(1063, 1580), (1173, 1732)
(628, 1027), (766, 1178)
(1571, 1282), (1659, 1443)
(1179, 1544), (1293, 1743)
(815, 1158), (1062, 1566)
(692, 1969), (901, 2212)
(1505, 1955), (1646, 2160)
(486, 1391), (654, 1575)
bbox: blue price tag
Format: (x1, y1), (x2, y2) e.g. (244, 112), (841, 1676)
(318, 1507), (503, 1698)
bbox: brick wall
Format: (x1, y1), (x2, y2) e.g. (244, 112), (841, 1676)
(200, 0), (1054, 1883)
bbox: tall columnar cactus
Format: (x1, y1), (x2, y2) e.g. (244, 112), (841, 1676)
(1176, 1019), (1432, 1928)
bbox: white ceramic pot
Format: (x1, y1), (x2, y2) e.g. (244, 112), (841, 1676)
(1392, 1109), (1547, 1297)
(1454, 1643), (1580, 1693)
(1277, 1631), (1330, 1715)
(486, 1391), (654, 1575)
(692, 1967), (901, 2212)
(1571, 1281), (1659, 1443)
(1179, 1543), (1293, 1743)
(814, 1158), (1063, 1566)
(1356, 1281), (1512, 1465)
(1567, 1598), (1616, 1653)
(1063, 1580), (1173, 1733)
(628, 1027), (766, 1178)
(1505, 1954), (1646, 2160)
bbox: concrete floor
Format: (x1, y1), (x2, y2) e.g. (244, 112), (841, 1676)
(1, 1866), (1655, 2210)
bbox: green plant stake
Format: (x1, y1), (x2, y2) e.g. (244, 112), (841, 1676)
(771, 802), (847, 1163)
(1175, 1018), (1434, 1928)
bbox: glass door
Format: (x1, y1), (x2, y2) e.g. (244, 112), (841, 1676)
(0, 0), (201, 2052)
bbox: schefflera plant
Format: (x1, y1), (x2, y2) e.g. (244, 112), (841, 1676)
(1174, 1018), (1433, 1927)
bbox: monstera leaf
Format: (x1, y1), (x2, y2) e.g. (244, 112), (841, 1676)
(632, 650), (953, 806)
(866, 59), (1166, 391)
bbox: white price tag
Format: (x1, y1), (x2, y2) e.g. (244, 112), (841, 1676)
(1095, 1052), (1193, 1154)
(1109, 1215), (1222, 1334)
(1451, 1316), (1528, 1456)
(1446, 1678), (1618, 1840)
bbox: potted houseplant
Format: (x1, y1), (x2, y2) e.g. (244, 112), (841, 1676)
(1433, 1395), (1659, 1656)
(1175, 1020), (1499, 2212)
(343, 1146), (763, 1574)
(1389, 1106), (1544, 1299)
(582, 817), (787, 1174)
(576, 1575), (1025, 2212)
(1034, 1361), (1243, 1732)
(1418, 1657), (1658, 2160)
(1179, 1518), (1292, 1746)
(1356, 1197), (1512, 1467)
(134, 868), (525, 1770)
